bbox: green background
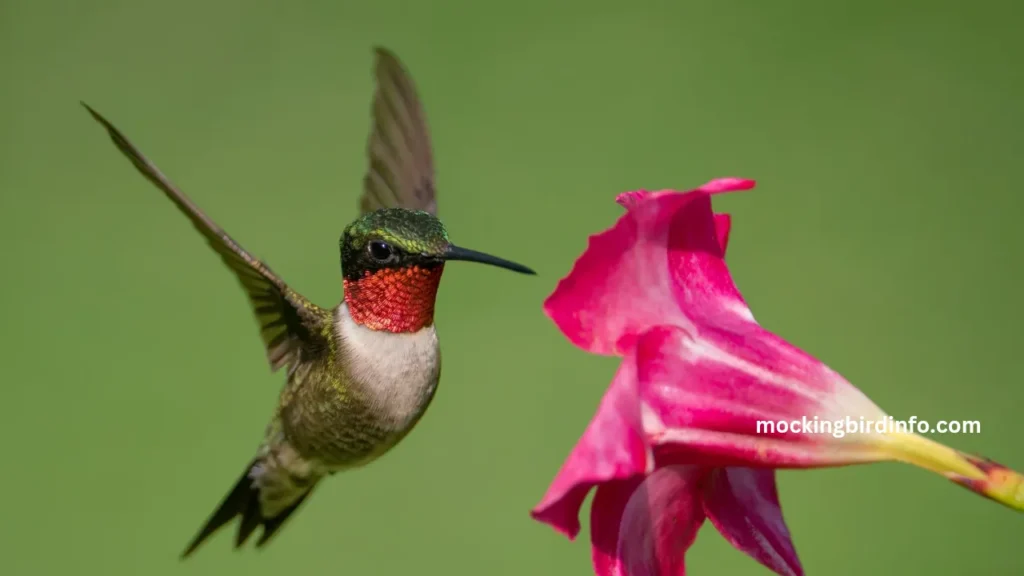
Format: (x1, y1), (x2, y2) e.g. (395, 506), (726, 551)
(2, 0), (1021, 574)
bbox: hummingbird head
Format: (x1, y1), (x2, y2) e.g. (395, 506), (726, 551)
(340, 208), (535, 333)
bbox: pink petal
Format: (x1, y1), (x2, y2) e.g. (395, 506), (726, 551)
(545, 181), (754, 357)
(591, 466), (708, 576)
(696, 178), (756, 194)
(619, 193), (733, 254)
(616, 190), (650, 209)
(590, 477), (646, 576)
(713, 214), (732, 253)
(703, 468), (803, 576)
(635, 325), (888, 468)
(530, 349), (650, 539)
(616, 179), (753, 211)
(662, 191), (751, 330)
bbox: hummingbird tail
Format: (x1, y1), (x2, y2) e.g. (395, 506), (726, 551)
(180, 458), (317, 559)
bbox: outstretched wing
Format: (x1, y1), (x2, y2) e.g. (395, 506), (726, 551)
(83, 103), (327, 373)
(360, 47), (437, 215)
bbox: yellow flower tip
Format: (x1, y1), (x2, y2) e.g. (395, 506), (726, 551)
(878, 432), (1024, 512)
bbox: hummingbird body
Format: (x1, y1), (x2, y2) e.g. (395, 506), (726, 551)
(244, 301), (441, 522)
(83, 48), (534, 557)
(280, 305), (441, 469)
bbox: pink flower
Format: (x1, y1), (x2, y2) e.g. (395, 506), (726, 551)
(532, 179), (1024, 576)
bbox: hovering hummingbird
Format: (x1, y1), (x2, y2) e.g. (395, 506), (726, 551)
(83, 48), (535, 558)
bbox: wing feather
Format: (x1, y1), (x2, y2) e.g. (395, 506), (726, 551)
(360, 47), (437, 215)
(83, 103), (326, 373)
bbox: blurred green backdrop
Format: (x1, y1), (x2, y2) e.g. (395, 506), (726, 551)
(1, 0), (1021, 574)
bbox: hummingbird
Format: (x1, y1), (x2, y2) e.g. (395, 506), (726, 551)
(82, 47), (535, 558)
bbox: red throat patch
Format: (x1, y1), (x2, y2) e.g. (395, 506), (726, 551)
(344, 265), (445, 333)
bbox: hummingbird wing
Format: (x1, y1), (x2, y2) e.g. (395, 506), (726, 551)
(359, 47), (437, 216)
(83, 103), (327, 373)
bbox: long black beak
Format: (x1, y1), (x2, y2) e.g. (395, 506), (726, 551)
(442, 244), (536, 275)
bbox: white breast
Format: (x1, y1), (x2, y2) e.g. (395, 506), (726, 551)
(334, 304), (441, 431)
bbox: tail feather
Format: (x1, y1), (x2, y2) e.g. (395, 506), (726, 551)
(256, 491), (312, 547)
(181, 460), (314, 558)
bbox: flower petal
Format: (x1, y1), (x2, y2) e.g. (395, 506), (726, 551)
(545, 181), (754, 356)
(662, 191), (752, 330)
(616, 190), (650, 209)
(618, 192), (734, 261)
(635, 326), (889, 468)
(714, 214), (732, 253)
(614, 176), (756, 209)
(530, 350), (650, 539)
(703, 468), (803, 576)
(696, 178), (756, 194)
(590, 477), (646, 576)
(591, 466), (708, 576)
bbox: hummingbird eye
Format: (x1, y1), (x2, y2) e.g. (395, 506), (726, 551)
(368, 240), (396, 263)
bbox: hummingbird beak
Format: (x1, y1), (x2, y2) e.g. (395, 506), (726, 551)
(442, 244), (536, 275)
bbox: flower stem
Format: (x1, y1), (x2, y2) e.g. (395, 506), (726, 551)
(880, 432), (1024, 512)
